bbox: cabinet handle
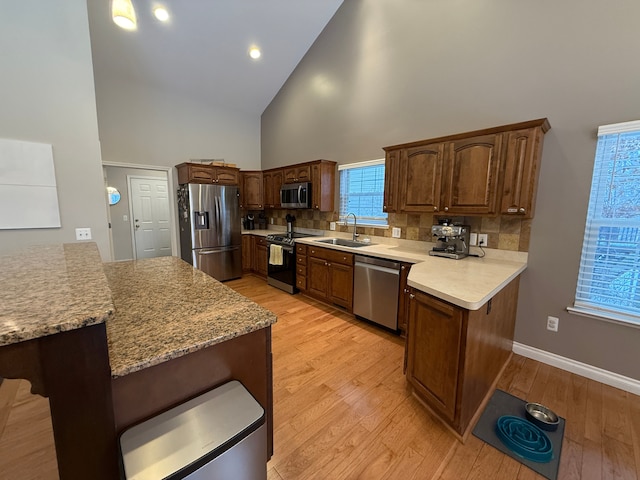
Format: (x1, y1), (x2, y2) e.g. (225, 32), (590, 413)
(409, 294), (415, 300)
(327, 263), (331, 267)
(433, 206), (438, 211)
(401, 265), (405, 270)
(444, 206), (449, 211)
(383, 205), (387, 210)
(519, 207), (526, 214)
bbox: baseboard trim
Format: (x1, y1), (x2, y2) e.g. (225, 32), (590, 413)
(512, 342), (640, 396)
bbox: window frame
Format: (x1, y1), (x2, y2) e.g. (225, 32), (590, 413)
(568, 119), (640, 328)
(338, 158), (388, 228)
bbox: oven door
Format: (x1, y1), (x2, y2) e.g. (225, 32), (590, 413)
(266, 243), (297, 294)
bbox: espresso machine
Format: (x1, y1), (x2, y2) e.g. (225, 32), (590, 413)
(429, 221), (470, 259)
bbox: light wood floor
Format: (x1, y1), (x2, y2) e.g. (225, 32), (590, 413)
(1, 275), (639, 479)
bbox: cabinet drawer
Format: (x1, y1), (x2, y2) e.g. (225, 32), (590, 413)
(296, 255), (307, 266)
(296, 265), (307, 276)
(308, 246), (353, 266)
(296, 244), (307, 255)
(296, 276), (307, 290)
(255, 237), (267, 247)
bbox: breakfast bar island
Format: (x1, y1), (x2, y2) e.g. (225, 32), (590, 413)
(0, 243), (276, 479)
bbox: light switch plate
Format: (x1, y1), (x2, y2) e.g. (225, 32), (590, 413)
(470, 233), (478, 246)
(330, 222), (336, 231)
(392, 227), (401, 238)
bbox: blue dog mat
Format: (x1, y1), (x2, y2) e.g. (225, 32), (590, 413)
(472, 389), (564, 480)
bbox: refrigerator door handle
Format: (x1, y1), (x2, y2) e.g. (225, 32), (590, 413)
(197, 246), (240, 255)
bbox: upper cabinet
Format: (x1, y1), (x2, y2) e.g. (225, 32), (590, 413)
(500, 125), (548, 218)
(383, 119), (550, 218)
(240, 171), (264, 210)
(283, 165), (311, 184)
(310, 160), (336, 211)
(263, 169), (283, 209)
(237, 160), (336, 212)
(176, 162), (240, 186)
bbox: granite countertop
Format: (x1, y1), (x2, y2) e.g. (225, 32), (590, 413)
(104, 256), (277, 378)
(0, 243), (114, 346)
(295, 236), (527, 311)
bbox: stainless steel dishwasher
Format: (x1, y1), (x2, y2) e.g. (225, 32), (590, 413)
(353, 255), (401, 330)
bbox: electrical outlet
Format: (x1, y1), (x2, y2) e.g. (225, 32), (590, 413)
(75, 228), (92, 241)
(392, 227), (401, 238)
(546, 316), (559, 332)
(478, 234), (488, 246)
(123, 215), (128, 222)
(330, 222), (336, 231)
(470, 233), (478, 246)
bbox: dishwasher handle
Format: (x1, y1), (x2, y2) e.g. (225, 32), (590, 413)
(354, 261), (400, 276)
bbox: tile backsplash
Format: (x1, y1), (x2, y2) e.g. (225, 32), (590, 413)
(245, 209), (532, 252)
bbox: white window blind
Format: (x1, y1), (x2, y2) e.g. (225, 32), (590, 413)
(572, 120), (640, 326)
(338, 159), (388, 226)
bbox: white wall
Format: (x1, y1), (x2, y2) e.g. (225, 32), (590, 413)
(0, 0), (109, 257)
(93, 76), (262, 177)
(261, 0), (640, 379)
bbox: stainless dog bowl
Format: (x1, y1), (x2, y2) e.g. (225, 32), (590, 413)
(525, 402), (559, 431)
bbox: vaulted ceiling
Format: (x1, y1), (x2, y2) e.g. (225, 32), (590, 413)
(87, 0), (344, 115)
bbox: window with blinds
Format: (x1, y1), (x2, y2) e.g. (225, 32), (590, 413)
(571, 120), (640, 326)
(338, 159), (388, 226)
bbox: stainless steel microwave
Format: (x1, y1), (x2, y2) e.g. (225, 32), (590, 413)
(280, 182), (311, 209)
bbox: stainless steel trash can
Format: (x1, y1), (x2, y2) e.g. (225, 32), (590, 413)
(120, 380), (266, 480)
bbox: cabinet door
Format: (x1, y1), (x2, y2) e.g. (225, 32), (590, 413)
(441, 134), (501, 215)
(500, 127), (542, 218)
(215, 167), (240, 185)
(307, 256), (329, 299)
(328, 262), (353, 309)
(406, 290), (463, 422)
(397, 263), (411, 334)
(252, 237), (268, 277)
(242, 235), (253, 272)
(399, 143), (445, 213)
(263, 170), (283, 209)
(383, 149), (400, 214)
(283, 165), (311, 183)
(241, 172), (264, 209)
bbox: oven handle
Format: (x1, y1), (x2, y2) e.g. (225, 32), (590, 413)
(267, 243), (294, 253)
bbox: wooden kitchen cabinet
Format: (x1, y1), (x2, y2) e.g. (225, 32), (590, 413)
(263, 169), (283, 209)
(398, 143), (445, 213)
(176, 162), (240, 185)
(283, 165), (311, 183)
(295, 244), (307, 291)
(405, 277), (520, 439)
(441, 133), (502, 215)
(240, 171), (264, 210)
(242, 235), (253, 273)
(306, 246), (354, 311)
(383, 118), (549, 217)
(500, 121), (550, 218)
(310, 160), (336, 211)
(397, 262), (412, 335)
(252, 236), (268, 277)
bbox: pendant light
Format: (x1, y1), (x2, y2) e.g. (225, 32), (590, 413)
(112, 0), (137, 30)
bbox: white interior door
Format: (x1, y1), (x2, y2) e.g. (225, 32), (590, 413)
(129, 176), (172, 259)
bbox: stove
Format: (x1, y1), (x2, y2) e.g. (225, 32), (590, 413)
(265, 232), (317, 293)
(265, 232), (316, 246)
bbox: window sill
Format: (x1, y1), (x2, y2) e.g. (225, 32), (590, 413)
(566, 306), (640, 330)
(339, 222), (389, 229)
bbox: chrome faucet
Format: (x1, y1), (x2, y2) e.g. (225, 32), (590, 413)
(346, 212), (359, 241)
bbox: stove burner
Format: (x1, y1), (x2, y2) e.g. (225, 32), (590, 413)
(266, 232), (316, 246)
(495, 415), (553, 463)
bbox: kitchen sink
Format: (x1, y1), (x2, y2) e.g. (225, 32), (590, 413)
(315, 238), (373, 248)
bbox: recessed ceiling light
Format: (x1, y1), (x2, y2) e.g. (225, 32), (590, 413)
(249, 47), (261, 60)
(112, 0), (137, 30)
(153, 6), (170, 22)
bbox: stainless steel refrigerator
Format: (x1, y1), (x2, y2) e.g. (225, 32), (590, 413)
(178, 183), (242, 281)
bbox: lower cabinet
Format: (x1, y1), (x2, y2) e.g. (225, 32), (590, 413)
(251, 236), (268, 277)
(242, 235), (253, 273)
(405, 276), (520, 439)
(295, 245), (307, 291)
(306, 246), (354, 311)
